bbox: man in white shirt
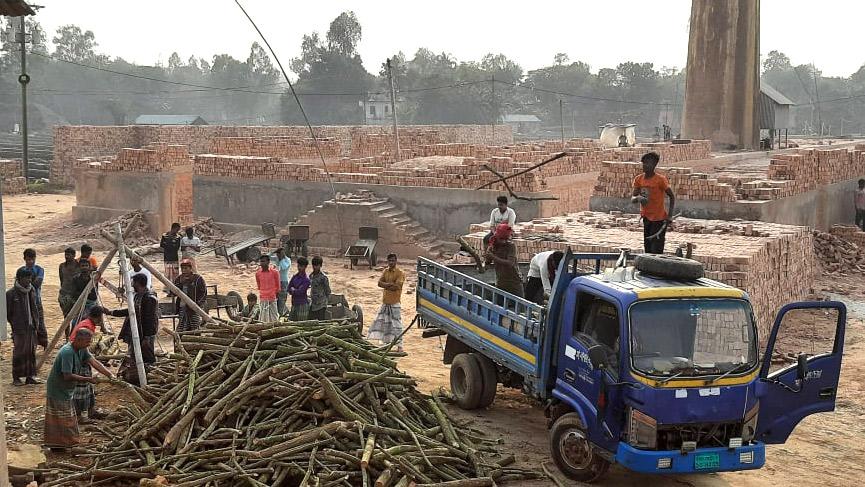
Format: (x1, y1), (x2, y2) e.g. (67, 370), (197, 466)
(525, 250), (564, 305)
(180, 227), (202, 271)
(129, 255), (153, 291)
(484, 196), (517, 247)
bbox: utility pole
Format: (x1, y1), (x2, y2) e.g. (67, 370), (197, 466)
(812, 62), (822, 137)
(491, 75), (496, 141)
(18, 16), (30, 181)
(386, 58), (400, 163)
(559, 99), (565, 147)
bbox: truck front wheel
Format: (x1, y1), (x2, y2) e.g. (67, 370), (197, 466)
(550, 413), (610, 483)
(450, 353), (484, 409)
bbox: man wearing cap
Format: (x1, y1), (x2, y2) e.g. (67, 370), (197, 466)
(172, 259), (207, 332)
(7, 268), (48, 386)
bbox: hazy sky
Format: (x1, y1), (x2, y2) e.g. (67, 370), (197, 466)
(29, 0), (864, 78)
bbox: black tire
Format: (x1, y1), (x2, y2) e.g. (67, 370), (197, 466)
(550, 413), (611, 483)
(450, 353), (484, 410)
(225, 291), (243, 321)
(351, 304), (364, 334)
(634, 253), (704, 280)
(471, 353), (498, 408)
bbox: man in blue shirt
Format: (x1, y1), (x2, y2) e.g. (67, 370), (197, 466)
(19, 248), (45, 330)
(272, 247), (292, 315)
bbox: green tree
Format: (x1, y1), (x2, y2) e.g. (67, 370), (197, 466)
(52, 24), (97, 62)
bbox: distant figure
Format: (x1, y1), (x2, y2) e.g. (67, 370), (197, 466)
(632, 152), (675, 254)
(256, 255), (281, 322)
(7, 268), (47, 386)
(272, 248), (292, 315)
(288, 257), (311, 322)
(485, 223), (524, 298)
(44, 328), (113, 449)
(618, 133), (629, 147)
(241, 293), (260, 321)
(58, 248), (79, 317)
(172, 259), (206, 332)
(367, 254), (405, 351)
(855, 179), (865, 231)
(525, 250), (564, 305)
(180, 227), (202, 271)
(160, 223), (183, 284)
(308, 256), (332, 321)
(68, 306), (109, 422)
(484, 195), (517, 247)
(19, 248), (45, 332)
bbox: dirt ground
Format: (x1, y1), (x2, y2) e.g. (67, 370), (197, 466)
(2, 193), (864, 486)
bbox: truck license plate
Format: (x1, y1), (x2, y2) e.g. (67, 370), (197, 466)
(694, 453), (720, 470)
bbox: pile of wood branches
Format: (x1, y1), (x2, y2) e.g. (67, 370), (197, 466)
(45, 320), (537, 486)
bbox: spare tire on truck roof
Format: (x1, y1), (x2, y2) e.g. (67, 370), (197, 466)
(634, 254), (704, 281)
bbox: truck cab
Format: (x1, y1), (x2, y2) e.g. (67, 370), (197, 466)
(417, 250), (846, 482)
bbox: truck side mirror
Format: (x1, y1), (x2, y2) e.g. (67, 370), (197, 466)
(588, 345), (608, 370)
(796, 353), (809, 382)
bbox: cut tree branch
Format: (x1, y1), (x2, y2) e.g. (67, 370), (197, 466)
(475, 151), (567, 190)
(479, 164), (559, 202)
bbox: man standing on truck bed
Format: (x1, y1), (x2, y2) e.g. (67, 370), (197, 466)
(484, 196), (517, 247)
(632, 152), (675, 254)
(485, 224), (524, 298)
(367, 254), (405, 352)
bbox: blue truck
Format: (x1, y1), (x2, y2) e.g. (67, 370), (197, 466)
(416, 250), (846, 482)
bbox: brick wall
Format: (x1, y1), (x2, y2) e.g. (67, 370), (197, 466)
(53, 124), (514, 186)
(0, 159), (26, 195)
(594, 162), (738, 202)
(464, 211), (816, 341)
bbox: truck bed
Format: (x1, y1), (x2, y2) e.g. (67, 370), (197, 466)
(416, 258), (546, 389)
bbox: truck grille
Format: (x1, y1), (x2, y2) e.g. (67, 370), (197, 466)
(656, 421), (742, 450)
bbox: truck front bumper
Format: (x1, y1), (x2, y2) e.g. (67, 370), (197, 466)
(614, 441), (765, 474)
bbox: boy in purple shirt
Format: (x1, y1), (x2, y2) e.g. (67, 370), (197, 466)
(288, 256), (311, 321)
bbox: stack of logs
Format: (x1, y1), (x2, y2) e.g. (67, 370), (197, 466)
(44, 320), (536, 487)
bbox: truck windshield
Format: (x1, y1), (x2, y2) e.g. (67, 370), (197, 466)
(629, 299), (758, 378)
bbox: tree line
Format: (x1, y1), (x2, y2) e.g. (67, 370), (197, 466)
(1, 13), (863, 137)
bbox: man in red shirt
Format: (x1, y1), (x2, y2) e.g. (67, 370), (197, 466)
(632, 152), (675, 254)
(256, 254), (281, 322)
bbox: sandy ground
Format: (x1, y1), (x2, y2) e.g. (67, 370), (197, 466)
(1, 193), (864, 486)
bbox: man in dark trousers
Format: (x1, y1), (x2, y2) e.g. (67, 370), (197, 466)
(160, 222), (183, 286)
(632, 152), (675, 254)
(7, 268), (48, 386)
(107, 274), (159, 366)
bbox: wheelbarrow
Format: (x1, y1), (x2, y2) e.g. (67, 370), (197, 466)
(202, 284), (244, 321)
(214, 223), (277, 264)
(282, 225), (310, 258)
(345, 226), (379, 269)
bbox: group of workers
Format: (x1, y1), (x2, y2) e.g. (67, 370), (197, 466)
(484, 152), (676, 301)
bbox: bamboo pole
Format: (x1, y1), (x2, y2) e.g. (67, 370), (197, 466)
(35, 248), (118, 373)
(116, 223), (147, 387)
(99, 228), (213, 324)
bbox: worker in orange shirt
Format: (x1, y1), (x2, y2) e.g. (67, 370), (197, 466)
(632, 152), (675, 254)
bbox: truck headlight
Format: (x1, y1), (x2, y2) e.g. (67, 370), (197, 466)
(741, 403), (759, 444)
(628, 408), (657, 449)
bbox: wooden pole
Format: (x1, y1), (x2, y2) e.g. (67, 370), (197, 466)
(116, 223), (147, 387)
(99, 229), (213, 324)
(386, 58), (400, 163)
(35, 248), (118, 373)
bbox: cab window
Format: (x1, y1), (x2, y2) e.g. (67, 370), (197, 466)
(573, 292), (621, 374)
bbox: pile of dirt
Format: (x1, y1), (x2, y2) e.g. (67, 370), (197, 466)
(813, 230), (865, 274)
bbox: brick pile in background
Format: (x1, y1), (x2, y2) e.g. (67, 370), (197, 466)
(464, 211), (815, 339)
(828, 224), (865, 248)
(74, 144), (192, 173)
(209, 136), (342, 160)
(594, 161), (738, 202)
(764, 145), (865, 196)
(0, 159), (26, 194)
(54, 124), (514, 186)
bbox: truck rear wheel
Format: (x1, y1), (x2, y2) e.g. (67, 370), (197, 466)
(550, 413), (610, 483)
(450, 353), (484, 410)
(471, 353), (497, 408)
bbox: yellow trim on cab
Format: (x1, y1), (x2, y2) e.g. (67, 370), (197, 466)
(418, 298), (537, 365)
(630, 369), (758, 388)
(635, 287), (745, 299)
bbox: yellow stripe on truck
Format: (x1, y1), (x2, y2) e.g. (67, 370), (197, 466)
(635, 287), (745, 299)
(418, 298), (537, 365)
(630, 369), (758, 388)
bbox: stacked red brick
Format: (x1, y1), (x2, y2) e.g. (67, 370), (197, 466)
(0, 159), (26, 194)
(754, 145), (865, 200)
(463, 211), (815, 339)
(76, 144), (192, 173)
(594, 162), (738, 202)
(210, 136), (341, 160)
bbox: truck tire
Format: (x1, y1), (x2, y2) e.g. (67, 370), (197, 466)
(450, 353), (484, 410)
(634, 253), (704, 280)
(550, 413), (610, 483)
(471, 353), (497, 408)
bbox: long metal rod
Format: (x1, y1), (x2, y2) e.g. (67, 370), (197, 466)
(116, 223), (147, 386)
(19, 16), (28, 181)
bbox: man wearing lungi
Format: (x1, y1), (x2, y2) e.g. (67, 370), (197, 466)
(366, 254), (405, 352)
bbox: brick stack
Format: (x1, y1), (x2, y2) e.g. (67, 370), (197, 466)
(829, 224), (865, 248)
(594, 161), (738, 202)
(76, 144), (192, 173)
(210, 136), (342, 160)
(464, 211), (816, 338)
(0, 159), (27, 195)
(764, 146), (865, 198)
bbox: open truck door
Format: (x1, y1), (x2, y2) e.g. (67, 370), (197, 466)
(755, 301), (846, 444)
